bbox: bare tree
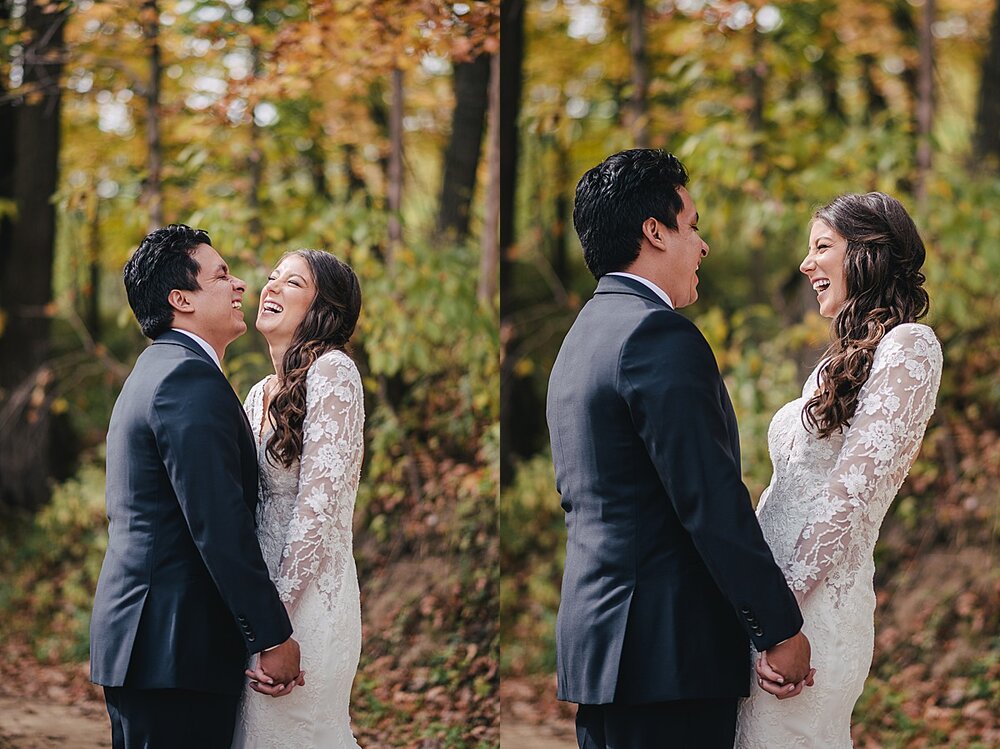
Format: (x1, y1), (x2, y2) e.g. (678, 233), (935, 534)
(625, 0), (649, 147)
(141, 0), (164, 229)
(0, 0), (67, 511)
(387, 68), (404, 254)
(915, 0), (935, 203)
(499, 0), (524, 484)
(973, 1), (1000, 167)
(437, 53), (491, 240)
(479, 52), (500, 304)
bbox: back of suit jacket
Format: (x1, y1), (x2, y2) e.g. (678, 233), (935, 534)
(547, 275), (802, 705)
(90, 331), (292, 695)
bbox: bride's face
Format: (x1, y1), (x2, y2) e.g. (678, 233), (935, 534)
(256, 254), (318, 342)
(801, 220), (848, 318)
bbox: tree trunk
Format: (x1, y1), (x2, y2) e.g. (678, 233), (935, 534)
(552, 138), (570, 284)
(142, 0), (163, 229)
(0, 3), (15, 303)
(748, 28), (766, 304)
(87, 197), (101, 340)
(499, 0), (523, 261)
(246, 0), (264, 245)
(915, 0), (935, 204)
(973, 2), (1000, 166)
(860, 54), (888, 121)
(341, 144), (365, 203)
(499, 0), (524, 485)
(387, 68), (404, 255)
(436, 53), (491, 240)
(0, 0), (66, 512)
(625, 0), (649, 147)
(478, 53), (500, 304)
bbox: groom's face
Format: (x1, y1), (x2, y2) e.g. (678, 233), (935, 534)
(175, 243), (248, 349)
(660, 187), (709, 308)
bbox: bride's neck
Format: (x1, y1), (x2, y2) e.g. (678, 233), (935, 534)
(267, 339), (290, 381)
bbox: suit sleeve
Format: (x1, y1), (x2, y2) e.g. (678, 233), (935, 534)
(151, 358), (293, 653)
(619, 311), (803, 651)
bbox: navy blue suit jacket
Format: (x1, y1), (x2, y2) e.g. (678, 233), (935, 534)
(546, 275), (803, 705)
(90, 330), (292, 695)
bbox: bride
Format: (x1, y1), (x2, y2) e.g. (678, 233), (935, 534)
(735, 193), (942, 748)
(232, 250), (365, 748)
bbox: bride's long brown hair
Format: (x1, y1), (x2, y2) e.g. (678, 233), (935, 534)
(266, 250), (362, 468)
(803, 193), (930, 438)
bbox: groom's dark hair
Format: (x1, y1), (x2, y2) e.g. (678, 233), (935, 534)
(573, 149), (689, 279)
(123, 224), (211, 339)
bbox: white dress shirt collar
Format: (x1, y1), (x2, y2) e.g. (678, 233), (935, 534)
(606, 272), (674, 309)
(171, 328), (223, 370)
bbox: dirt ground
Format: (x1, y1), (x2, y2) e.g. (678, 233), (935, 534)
(0, 697), (108, 749)
(500, 675), (576, 749)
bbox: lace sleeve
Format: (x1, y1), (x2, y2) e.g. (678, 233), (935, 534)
(273, 352), (365, 616)
(787, 324), (942, 602)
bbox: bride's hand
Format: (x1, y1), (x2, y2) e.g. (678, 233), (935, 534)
(756, 652), (815, 700)
(245, 666), (306, 698)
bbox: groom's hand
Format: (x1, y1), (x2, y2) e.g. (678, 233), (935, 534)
(756, 652), (815, 699)
(258, 636), (302, 685)
(764, 631), (811, 684)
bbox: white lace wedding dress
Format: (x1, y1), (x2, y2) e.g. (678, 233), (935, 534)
(735, 323), (942, 748)
(232, 350), (365, 749)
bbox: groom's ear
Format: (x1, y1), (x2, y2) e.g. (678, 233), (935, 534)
(641, 217), (666, 250)
(167, 289), (193, 313)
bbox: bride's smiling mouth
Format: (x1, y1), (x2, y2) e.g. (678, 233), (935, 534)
(261, 300), (284, 315)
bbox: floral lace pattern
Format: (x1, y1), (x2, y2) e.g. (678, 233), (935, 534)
(232, 350), (365, 749)
(736, 324), (941, 748)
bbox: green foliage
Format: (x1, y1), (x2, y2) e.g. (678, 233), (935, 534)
(0, 463), (108, 663)
(504, 21), (1000, 749)
(499, 454), (563, 675)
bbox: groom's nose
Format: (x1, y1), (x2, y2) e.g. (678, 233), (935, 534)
(231, 275), (247, 293)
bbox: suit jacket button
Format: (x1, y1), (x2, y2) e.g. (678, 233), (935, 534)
(247, 634), (256, 642)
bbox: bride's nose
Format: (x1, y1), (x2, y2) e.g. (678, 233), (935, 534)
(799, 252), (814, 274)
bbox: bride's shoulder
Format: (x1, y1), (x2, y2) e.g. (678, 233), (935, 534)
(308, 348), (362, 384)
(874, 323), (942, 372)
(879, 322), (941, 353)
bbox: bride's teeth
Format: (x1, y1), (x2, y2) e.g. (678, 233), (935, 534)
(813, 280), (830, 292)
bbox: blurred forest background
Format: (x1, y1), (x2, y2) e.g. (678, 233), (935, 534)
(500, 0), (999, 747)
(0, 1), (498, 747)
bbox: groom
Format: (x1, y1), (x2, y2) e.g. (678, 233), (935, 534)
(547, 149), (811, 748)
(91, 225), (300, 748)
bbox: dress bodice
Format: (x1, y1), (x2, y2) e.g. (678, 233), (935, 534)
(756, 323), (942, 606)
(234, 349), (365, 748)
(736, 323), (942, 748)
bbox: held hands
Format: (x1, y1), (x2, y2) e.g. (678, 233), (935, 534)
(755, 651), (815, 699)
(247, 637), (306, 698)
(758, 631), (814, 700)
